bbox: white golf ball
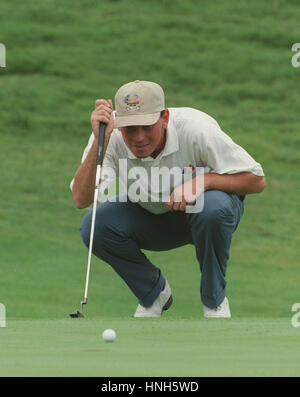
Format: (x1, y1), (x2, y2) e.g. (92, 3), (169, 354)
(102, 328), (116, 342)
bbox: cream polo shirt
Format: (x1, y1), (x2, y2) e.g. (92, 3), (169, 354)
(70, 107), (264, 214)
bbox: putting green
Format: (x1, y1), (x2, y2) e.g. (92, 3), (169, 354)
(0, 317), (299, 377)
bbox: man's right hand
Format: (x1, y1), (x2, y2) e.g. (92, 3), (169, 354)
(91, 99), (114, 141)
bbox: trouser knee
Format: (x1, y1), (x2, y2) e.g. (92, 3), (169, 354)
(79, 206), (126, 262)
(79, 211), (92, 248)
(190, 191), (235, 230)
(79, 210), (108, 257)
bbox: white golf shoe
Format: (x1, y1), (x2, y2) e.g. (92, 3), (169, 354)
(134, 280), (173, 318)
(203, 296), (231, 318)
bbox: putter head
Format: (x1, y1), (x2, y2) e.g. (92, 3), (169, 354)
(80, 298), (87, 314)
(69, 310), (84, 318)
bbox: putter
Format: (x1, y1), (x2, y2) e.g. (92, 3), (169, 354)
(70, 122), (107, 318)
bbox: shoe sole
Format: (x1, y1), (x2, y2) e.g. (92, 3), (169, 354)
(162, 295), (173, 313)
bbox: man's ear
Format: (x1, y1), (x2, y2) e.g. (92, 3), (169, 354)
(162, 108), (169, 129)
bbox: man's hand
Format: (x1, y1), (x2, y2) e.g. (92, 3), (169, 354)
(166, 175), (204, 212)
(91, 99), (114, 143)
(166, 172), (266, 212)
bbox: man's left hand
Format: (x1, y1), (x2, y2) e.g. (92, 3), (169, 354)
(166, 175), (204, 212)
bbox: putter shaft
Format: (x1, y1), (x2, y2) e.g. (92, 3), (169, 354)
(70, 122), (106, 318)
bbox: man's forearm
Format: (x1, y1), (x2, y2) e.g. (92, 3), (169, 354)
(204, 172), (266, 195)
(72, 133), (112, 209)
(72, 140), (98, 209)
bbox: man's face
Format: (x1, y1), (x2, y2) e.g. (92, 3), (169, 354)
(118, 110), (169, 158)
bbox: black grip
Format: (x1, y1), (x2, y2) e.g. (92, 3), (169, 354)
(97, 122), (106, 166)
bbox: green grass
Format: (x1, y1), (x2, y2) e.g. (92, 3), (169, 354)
(1, 318), (299, 377)
(0, 0), (300, 377)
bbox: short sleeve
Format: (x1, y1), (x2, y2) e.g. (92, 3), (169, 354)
(199, 124), (264, 176)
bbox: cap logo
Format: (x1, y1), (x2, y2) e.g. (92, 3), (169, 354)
(124, 94), (141, 112)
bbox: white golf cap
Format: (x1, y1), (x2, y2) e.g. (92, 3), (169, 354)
(114, 80), (165, 128)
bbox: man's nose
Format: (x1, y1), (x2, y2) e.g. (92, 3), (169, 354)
(132, 128), (146, 142)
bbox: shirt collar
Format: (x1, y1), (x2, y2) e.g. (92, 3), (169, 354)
(124, 110), (179, 161)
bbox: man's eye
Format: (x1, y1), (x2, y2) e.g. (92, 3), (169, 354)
(125, 127), (136, 133)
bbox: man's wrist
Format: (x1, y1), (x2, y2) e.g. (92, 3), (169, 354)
(203, 173), (211, 191)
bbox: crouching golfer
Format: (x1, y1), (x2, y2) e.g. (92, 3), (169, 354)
(70, 80), (266, 318)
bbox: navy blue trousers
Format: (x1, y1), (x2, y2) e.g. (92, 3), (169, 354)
(80, 190), (244, 309)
